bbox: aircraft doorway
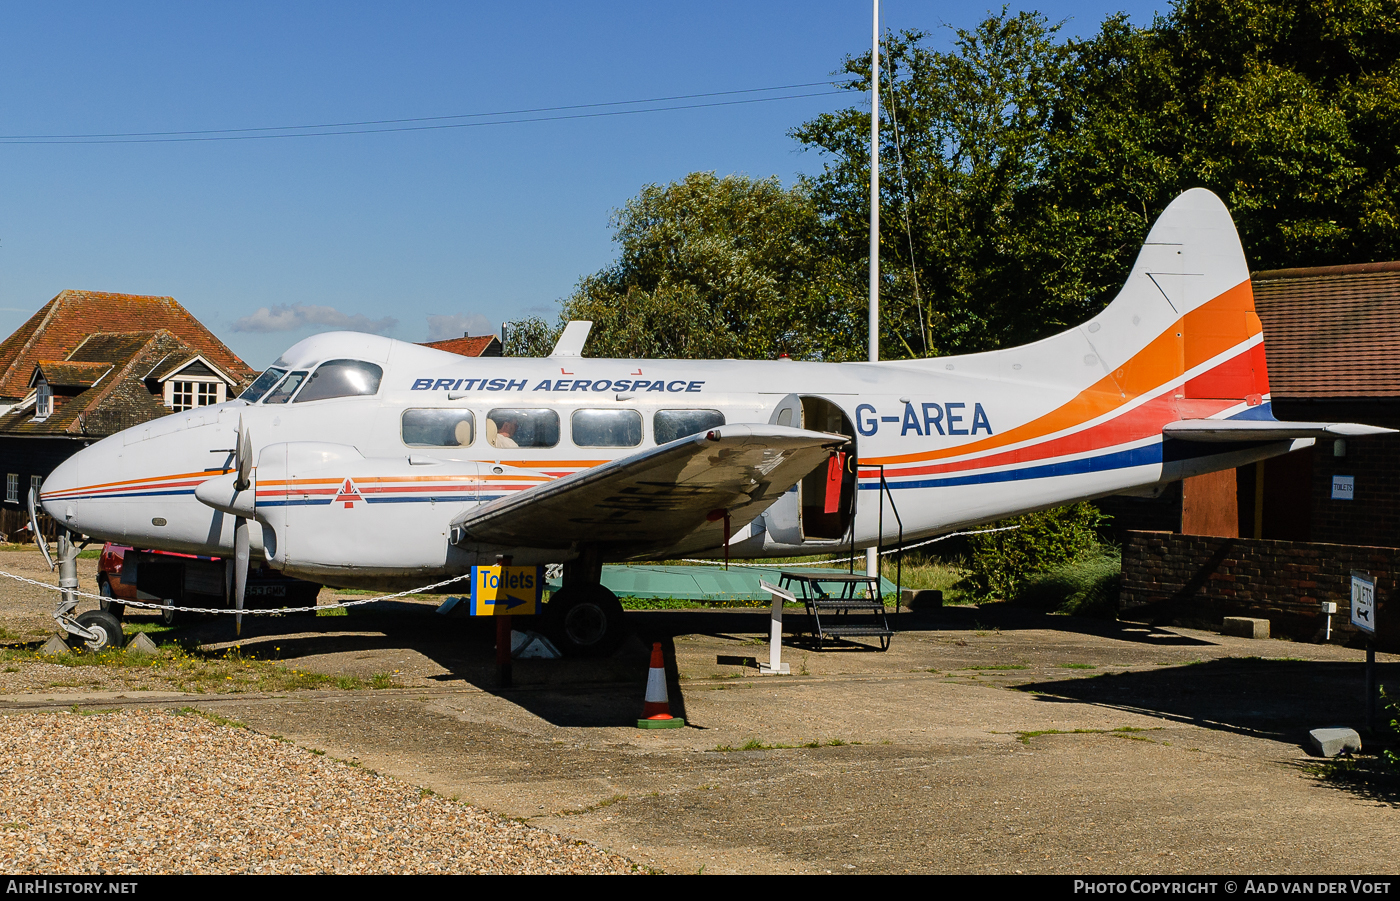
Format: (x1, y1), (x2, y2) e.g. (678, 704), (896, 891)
(768, 395), (857, 542)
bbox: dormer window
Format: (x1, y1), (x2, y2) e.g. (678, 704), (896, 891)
(167, 379), (223, 411)
(34, 380), (51, 420)
(157, 357), (231, 411)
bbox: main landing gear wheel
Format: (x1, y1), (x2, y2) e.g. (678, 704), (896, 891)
(160, 601), (180, 626)
(74, 610), (124, 652)
(545, 584), (626, 657)
(97, 578), (125, 619)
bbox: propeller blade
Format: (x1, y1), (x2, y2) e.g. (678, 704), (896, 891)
(235, 417), (252, 492)
(233, 516), (249, 637)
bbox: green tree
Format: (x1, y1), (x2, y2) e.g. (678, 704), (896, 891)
(502, 316), (561, 357)
(561, 172), (864, 360)
(794, 1), (1400, 358)
(793, 12), (1075, 357)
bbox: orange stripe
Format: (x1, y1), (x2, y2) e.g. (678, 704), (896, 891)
(867, 280), (1255, 467)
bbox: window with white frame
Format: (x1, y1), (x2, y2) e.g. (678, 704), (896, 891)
(166, 379), (224, 411)
(34, 379), (51, 420)
(29, 475), (41, 501)
(5, 474), (17, 504)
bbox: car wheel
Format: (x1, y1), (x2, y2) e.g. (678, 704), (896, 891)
(74, 609), (124, 652)
(544, 584), (626, 657)
(97, 578), (125, 619)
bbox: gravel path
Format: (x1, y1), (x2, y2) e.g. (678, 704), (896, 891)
(0, 708), (638, 874)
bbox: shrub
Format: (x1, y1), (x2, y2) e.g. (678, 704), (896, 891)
(959, 502), (1108, 602)
(1015, 552), (1122, 619)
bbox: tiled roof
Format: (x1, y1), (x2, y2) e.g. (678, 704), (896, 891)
(0, 290), (253, 400)
(419, 335), (503, 357)
(146, 354), (232, 383)
(30, 361), (113, 389)
(0, 331), (237, 438)
(1253, 261), (1400, 399)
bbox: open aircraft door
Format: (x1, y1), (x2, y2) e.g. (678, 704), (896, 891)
(762, 394), (857, 547)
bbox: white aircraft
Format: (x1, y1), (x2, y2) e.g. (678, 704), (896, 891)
(35, 189), (1388, 654)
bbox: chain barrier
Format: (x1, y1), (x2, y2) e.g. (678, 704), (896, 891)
(680, 524), (1022, 568)
(0, 568), (473, 616)
(5, 523), (1021, 611)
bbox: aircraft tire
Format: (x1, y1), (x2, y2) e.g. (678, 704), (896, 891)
(160, 601), (180, 626)
(545, 584), (626, 658)
(97, 578), (125, 620)
(74, 609), (124, 652)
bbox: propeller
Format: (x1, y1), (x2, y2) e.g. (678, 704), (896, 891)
(229, 416), (252, 637)
(198, 417), (257, 637)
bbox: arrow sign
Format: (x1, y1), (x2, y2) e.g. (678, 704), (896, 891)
(469, 564), (543, 616)
(1351, 571), (1376, 634)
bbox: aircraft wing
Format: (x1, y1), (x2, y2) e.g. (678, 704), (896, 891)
(450, 424), (847, 552)
(1163, 420), (1395, 443)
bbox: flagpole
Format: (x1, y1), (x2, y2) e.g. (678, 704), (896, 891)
(867, 0), (880, 582)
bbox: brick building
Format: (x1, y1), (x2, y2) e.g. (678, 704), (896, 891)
(1116, 262), (1400, 648)
(0, 290), (254, 537)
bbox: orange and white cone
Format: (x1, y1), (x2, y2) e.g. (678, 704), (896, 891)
(637, 641), (685, 729)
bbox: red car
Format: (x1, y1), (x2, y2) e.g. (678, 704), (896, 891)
(97, 543), (321, 624)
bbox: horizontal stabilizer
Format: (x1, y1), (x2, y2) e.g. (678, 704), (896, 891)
(451, 424), (847, 552)
(1163, 419), (1395, 443)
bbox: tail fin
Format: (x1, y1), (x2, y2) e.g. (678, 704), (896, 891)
(887, 188), (1268, 417)
(1088, 187), (1268, 415)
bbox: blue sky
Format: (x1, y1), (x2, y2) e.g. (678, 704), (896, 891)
(0, 1), (1167, 368)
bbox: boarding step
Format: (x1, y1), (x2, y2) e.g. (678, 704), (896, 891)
(777, 570), (895, 652)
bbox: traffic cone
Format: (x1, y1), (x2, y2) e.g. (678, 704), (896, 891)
(637, 641), (685, 729)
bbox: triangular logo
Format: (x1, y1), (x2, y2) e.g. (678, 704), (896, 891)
(333, 477), (364, 508)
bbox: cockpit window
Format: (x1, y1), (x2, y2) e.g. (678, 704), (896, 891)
(292, 359), (383, 403)
(239, 368), (287, 403)
(262, 370), (308, 404)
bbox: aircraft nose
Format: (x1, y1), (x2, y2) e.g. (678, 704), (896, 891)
(39, 450), (81, 525)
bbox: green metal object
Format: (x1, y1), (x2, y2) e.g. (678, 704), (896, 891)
(550, 564), (897, 602)
(636, 716), (686, 729)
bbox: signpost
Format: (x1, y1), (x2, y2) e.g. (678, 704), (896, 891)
(470, 560), (544, 688)
(1351, 571), (1377, 733)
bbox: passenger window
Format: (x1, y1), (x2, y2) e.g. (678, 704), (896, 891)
(402, 409), (475, 447)
(486, 409), (559, 449)
(293, 360), (383, 403)
(653, 409), (725, 444)
(572, 409), (642, 447)
(262, 371), (308, 404)
(239, 368), (287, 403)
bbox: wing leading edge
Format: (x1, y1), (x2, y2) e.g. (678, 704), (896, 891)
(450, 424), (847, 553)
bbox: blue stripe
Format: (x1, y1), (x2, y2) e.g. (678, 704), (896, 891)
(861, 443), (1164, 490)
(258, 494), (482, 508)
(1226, 400), (1276, 421)
(65, 489), (198, 501)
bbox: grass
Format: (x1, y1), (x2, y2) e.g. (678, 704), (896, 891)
(712, 737), (858, 752)
(1058, 663), (1098, 670)
(1013, 726), (1159, 746)
(962, 664), (1029, 671)
(120, 622), (176, 636)
(558, 794), (628, 816)
(2, 641), (401, 694)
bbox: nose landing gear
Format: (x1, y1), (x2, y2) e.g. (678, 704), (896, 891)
(30, 488), (124, 651)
